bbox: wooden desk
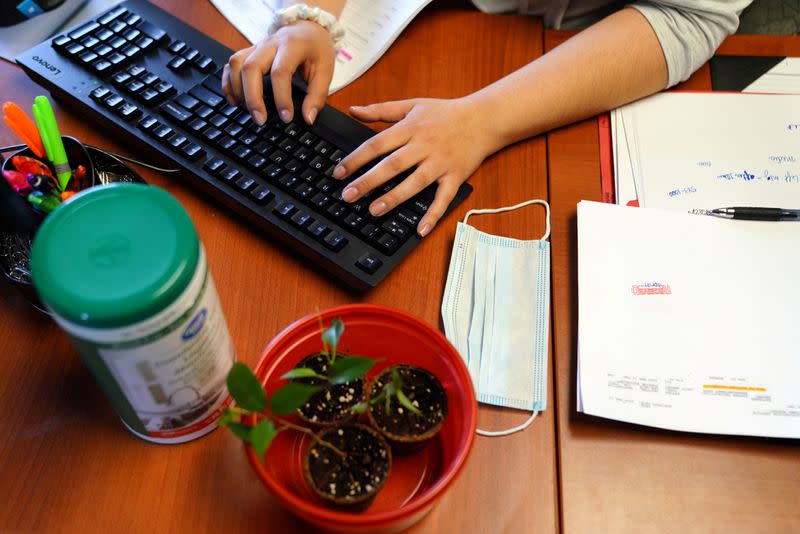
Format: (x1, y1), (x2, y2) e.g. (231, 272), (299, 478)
(0, 2), (558, 532)
(546, 31), (800, 533)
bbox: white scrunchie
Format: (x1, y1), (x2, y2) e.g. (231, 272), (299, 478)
(268, 4), (346, 48)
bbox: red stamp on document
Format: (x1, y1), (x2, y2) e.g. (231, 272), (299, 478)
(631, 282), (671, 296)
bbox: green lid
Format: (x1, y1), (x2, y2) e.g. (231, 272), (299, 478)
(31, 184), (199, 328)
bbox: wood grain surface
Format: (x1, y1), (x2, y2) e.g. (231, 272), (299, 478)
(0, 2), (557, 533)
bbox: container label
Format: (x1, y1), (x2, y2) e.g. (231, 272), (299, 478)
(97, 273), (234, 438)
(52, 249), (235, 443)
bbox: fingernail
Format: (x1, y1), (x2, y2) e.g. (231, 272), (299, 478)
(306, 107), (317, 124)
(419, 223), (431, 237)
(342, 186), (358, 202)
(333, 165), (345, 179)
(252, 110), (265, 125)
(370, 201), (387, 217)
(279, 109), (292, 123)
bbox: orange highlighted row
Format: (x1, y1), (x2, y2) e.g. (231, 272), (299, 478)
(703, 385), (767, 392)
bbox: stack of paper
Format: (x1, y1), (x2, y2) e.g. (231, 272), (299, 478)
(577, 200), (800, 438)
(611, 92), (800, 211)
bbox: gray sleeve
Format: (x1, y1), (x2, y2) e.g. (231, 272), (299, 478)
(631, 1), (752, 87)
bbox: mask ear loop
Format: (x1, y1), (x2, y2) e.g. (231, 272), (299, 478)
(463, 199), (550, 241)
(462, 198), (550, 437)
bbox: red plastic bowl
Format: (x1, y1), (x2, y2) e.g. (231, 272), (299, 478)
(246, 304), (477, 533)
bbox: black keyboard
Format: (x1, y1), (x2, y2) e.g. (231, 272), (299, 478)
(16, 0), (471, 290)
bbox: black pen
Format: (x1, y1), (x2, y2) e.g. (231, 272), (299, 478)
(709, 207), (800, 221)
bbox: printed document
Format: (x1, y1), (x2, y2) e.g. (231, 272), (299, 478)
(209, 0), (432, 93)
(577, 201), (800, 438)
(611, 92), (800, 211)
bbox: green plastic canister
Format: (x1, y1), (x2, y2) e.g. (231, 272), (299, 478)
(30, 183), (235, 443)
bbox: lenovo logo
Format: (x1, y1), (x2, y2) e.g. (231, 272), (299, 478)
(31, 56), (61, 76)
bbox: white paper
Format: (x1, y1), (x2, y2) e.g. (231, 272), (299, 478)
(743, 58), (800, 94)
(0, 0), (120, 62)
(209, 0), (432, 93)
(577, 201), (800, 438)
(612, 92), (800, 212)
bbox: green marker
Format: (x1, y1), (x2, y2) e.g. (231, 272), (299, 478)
(32, 96), (71, 191)
(27, 192), (60, 213)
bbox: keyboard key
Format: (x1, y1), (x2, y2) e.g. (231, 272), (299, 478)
(108, 52), (126, 65)
(216, 136), (237, 151)
(323, 232), (348, 252)
(219, 168), (240, 182)
(78, 51), (99, 64)
(90, 86), (111, 102)
(98, 6), (127, 25)
(326, 202), (348, 220)
(160, 101), (192, 123)
(239, 131), (257, 145)
(121, 44), (141, 58)
(294, 146), (313, 162)
(309, 156), (326, 171)
(168, 56), (188, 71)
(235, 175), (255, 192)
(117, 102), (142, 121)
(396, 208), (421, 228)
(194, 56), (215, 73)
(356, 254), (382, 274)
(273, 201), (297, 219)
(284, 123), (300, 137)
(294, 183), (315, 200)
(123, 29), (142, 42)
(81, 36), (100, 48)
(381, 219), (411, 240)
(52, 35), (71, 49)
(224, 123), (243, 137)
(209, 114), (228, 128)
(96, 28), (115, 42)
(127, 64), (146, 77)
(408, 198), (430, 215)
(109, 36), (127, 49)
(376, 233), (400, 255)
(316, 177), (336, 193)
(314, 140), (332, 156)
(306, 221), (330, 239)
(268, 150), (288, 165)
(94, 43), (112, 56)
(290, 211), (313, 228)
(182, 47), (199, 61)
(140, 88), (160, 103)
(112, 71), (132, 85)
(176, 93), (200, 110)
(124, 12), (141, 25)
(104, 93), (124, 109)
(168, 40), (186, 54)
(202, 127), (222, 142)
(65, 42), (85, 56)
(195, 105), (214, 119)
(264, 165), (282, 179)
(310, 193), (331, 210)
(154, 81), (176, 97)
(152, 124), (173, 139)
(360, 223), (380, 240)
(203, 158), (226, 174)
(135, 36), (155, 51)
(167, 133), (188, 150)
(278, 174), (299, 189)
(329, 149), (346, 163)
(278, 137), (297, 153)
(108, 20), (127, 34)
(246, 154), (267, 170)
(251, 185), (273, 204)
(141, 72), (160, 85)
(68, 21), (100, 40)
(189, 85), (224, 109)
(233, 145), (252, 160)
(182, 143), (205, 161)
(344, 213), (364, 230)
(125, 79), (145, 93)
(284, 159), (301, 174)
(136, 21), (168, 43)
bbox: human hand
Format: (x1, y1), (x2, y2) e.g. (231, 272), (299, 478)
(333, 97), (494, 237)
(222, 20), (336, 126)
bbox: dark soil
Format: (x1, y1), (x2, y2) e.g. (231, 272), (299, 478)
(305, 424), (391, 508)
(294, 353), (364, 425)
(368, 365), (448, 439)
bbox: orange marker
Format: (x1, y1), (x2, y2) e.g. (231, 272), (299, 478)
(2, 102), (45, 158)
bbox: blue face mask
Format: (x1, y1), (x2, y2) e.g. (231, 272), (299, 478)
(442, 200), (551, 436)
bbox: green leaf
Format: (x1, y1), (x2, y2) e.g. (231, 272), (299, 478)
(391, 368), (403, 391)
(226, 362), (267, 412)
(321, 318), (344, 357)
(397, 389), (423, 416)
(350, 401), (369, 414)
(251, 419), (278, 460)
(329, 356), (378, 385)
(227, 422), (253, 442)
(280, 367), (327, 381)
(270, 382), (322, 415)
(218, 407), (237, 427)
